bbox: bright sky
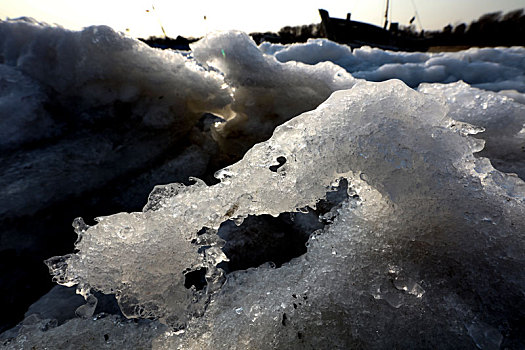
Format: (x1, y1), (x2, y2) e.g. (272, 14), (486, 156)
(1, 0), (524, 38)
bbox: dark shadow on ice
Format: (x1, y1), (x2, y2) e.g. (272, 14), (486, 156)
(218, 179), (349, 272)
(184, 267), (208, 291)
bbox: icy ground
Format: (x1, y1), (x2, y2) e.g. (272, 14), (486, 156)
(260, 39), (525, 92)
(1, 18), (525, 349)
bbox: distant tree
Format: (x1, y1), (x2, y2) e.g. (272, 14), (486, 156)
(453, 23), (466, 36)
(277, 23), (322, 43)
(478, 11), (502, 24)
(502, 8), (523, 21)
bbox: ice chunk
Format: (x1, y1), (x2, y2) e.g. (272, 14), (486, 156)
(0, 65), (56, 150)
(0, 18), (233, 131)
(262, 39), (525, 92)
(48, 208), (225, 330)
(43, 80), (525, 348)
(419, 81), (525, 178)
(191, 31), (357, 154)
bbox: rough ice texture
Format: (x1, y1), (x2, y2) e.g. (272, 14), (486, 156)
(33, 80), (525, 348)
(0, 18), (232, 130)
(0, 65), (55, 150)
(191, 31), (357, 154)
(0, 20), (355, 251)
(260, 39), (525, 92)
(0, 21), (355, 220)
(0, 18), (227, 221)
(1, 21), (355, 151)
(419, 81), (525, 179)
(2, 18), (525, 348)
(0, 19), (359, 333)
(1, 314), (166, 349)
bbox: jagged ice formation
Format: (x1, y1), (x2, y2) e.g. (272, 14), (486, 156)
(0, 19), (355, 333)
(38, 80), (525, 348)
(1, 18), (525, 349)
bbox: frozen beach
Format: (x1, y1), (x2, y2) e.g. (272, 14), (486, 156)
(1, 18), (525, 349)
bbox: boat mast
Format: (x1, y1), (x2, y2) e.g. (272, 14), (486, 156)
(150, 3), (167, 38)
(383, 0), (390, 29)
(410, 0), (423, 31)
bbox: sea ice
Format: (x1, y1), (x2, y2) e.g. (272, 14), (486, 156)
(0, 21), (359, 333)
(191, 31), (357, 155)
(0, 65), (55, 150)
(419, 81), (525, 178)
(261, 39), (525, 92)
(1, 18), (525, 349)
(34, 80), (525, 349)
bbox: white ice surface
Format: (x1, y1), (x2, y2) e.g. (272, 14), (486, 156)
(261, 39), (525, 92)
(1, 19), (525, 349)
(38, 80), (525, 349)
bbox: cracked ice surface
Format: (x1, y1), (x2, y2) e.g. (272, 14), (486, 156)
(42, 80), (525, 348)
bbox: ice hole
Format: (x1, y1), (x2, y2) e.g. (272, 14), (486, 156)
(269, 156), (287, 172)
(218, 213), (311, 272)
(195, 113), (225, 132)
(217, 179), (350, 272)
(183, 268), (207, 291)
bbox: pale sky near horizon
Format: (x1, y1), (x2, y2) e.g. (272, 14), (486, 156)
(1, 0), (524, 38)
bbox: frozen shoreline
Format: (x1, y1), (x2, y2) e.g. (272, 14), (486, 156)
(1, 18), (525, 349)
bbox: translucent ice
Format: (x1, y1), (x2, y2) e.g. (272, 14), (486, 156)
(191, 31), (357, 154)
(419, 81), (525, 178)
(2, 18), (525, 349)
(39, 80), (525, 348)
